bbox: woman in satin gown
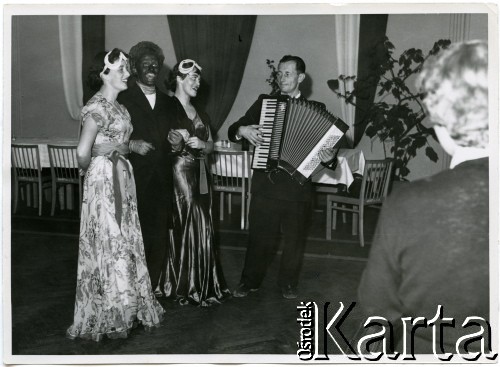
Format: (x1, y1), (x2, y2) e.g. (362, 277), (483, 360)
(159, 59), (231, 306)
(67, 49), (164, 341)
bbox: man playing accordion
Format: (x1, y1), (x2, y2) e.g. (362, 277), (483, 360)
(228, 55), (339, 299)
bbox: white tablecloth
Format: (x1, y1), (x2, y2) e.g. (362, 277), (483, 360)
(312, 149), (366, 187)
(12, 138), (78, 168)
(211, 144), (365, 188)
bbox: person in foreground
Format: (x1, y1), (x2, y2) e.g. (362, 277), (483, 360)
(227, 55), (338, 300)
(67, 49), (164, 341)
(117, 41), (175, 292)
(157, 59), (231, 306)
(357, 40), (489, 355)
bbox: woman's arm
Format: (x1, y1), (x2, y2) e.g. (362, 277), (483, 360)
(76, 117), (98, 171)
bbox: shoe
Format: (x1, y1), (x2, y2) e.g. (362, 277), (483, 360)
(281, 285), (298, 299)
(233, 283), (259, 298)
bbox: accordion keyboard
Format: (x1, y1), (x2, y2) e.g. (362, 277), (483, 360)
(252, 98), (279, 170)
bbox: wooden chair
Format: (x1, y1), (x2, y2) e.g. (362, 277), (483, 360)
(48, 145), (81, 216)
(325, 159), (393, 247)
(11, 144), (51, 216)
(209, 151), (249, 230)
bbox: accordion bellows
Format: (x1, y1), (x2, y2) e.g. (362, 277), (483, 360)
(252, 96), (349, 184)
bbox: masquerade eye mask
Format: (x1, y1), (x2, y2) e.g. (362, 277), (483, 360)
(101, 50), (128, 75)
(179, 59), (202, 74)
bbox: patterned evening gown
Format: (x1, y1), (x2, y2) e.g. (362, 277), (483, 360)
(159, 101), (230, 306)
(67, 92), (165, 341)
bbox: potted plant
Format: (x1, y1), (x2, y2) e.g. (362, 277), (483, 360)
(327, 37), (451, 181)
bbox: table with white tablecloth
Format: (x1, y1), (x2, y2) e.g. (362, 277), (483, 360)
(312, 149), (366, 188)
(211, 144), (365, 188)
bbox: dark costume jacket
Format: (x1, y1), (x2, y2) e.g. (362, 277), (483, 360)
(117, 83), (174, 227)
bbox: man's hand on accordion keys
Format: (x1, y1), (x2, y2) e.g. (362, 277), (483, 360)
(238, 125), (265, 146)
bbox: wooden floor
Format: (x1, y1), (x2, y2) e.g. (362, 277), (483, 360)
(8, 191), (381, 361)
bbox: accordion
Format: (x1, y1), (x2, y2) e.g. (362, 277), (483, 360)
(252, 96), (348, 184)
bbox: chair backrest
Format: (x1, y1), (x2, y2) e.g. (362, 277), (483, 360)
(360, 159), (393, 205)
(209, 151), (248, 193)
(11, 144), (42, 180)
(47, 145), (79, 182)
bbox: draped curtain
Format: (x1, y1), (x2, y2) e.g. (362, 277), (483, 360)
(353, 15), (389, 146)
(82, 16), (105, 105)
(58, 16), (83, 121)
(334, 15), (360, 148)
(167, 15), (257, 132)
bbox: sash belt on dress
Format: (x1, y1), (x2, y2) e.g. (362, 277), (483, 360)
(91, 142), (132, 228)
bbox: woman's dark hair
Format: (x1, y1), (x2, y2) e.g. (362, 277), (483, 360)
(166, 61), (202, 92)
(87, 48), (128, 92)
(128, 41), (165, 75)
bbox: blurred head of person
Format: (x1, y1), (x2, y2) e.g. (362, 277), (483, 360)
(129, 41), (165, 87)
(416, 40), (488, 154)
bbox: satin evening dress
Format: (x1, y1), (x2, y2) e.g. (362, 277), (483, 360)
(158, 97), (231, 307)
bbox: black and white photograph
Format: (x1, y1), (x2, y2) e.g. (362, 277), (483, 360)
(3, 2), (499, 365)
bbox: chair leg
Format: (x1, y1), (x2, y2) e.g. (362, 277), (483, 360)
(38, 181), (43, 216)
(219, 193), (224, 221)
(332, 202), (338, 230)
(79, 181), (83, 214)
(326, 196), (332, 240)
(26, 184), (32, 207)
(13, 181), (19, 213)
(240, 192), (245, 230)
(342, 204), (347, 223)
(228, 193), (232, 215)
(359, 205), (365, 247)
(51, 182), (57, 216)
(33, 183), (39, 210)
(352, 206), (358, 236)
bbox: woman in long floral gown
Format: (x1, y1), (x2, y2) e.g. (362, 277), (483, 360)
(66, 49), (164, 341)
(159, 59), (231, 306)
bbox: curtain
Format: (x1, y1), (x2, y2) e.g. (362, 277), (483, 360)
(58, 16), (83, 121)
(168, 15), (257, 132)
(82, 16), (105, 105)
(334, 15), (360, 148)
(353, 15), (388, 145)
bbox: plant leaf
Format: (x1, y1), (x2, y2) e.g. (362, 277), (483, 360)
(425, 147), (439, 162)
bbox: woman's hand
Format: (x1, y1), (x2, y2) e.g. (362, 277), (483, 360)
(168, 130), (184, 146)
(186, 136), (206, 150)
(238, 125), (264, 146)
(129, 139), (155, 156)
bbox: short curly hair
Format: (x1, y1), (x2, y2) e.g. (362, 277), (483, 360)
(128, 41), (165, 76)
(416, 40), (488, 148)
(87, 48), (128, 92)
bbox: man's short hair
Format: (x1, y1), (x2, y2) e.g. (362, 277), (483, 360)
(279, 55), (306, 74)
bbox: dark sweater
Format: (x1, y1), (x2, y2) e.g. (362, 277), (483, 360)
(358, 158), (489, 354)
(228, 94), (325, 202)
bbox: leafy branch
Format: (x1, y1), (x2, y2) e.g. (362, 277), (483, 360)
(328, 37), (451, 180)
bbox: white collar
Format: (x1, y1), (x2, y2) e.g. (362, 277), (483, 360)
(450, 146), (488, 169)
(281, 91), (301, 99)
